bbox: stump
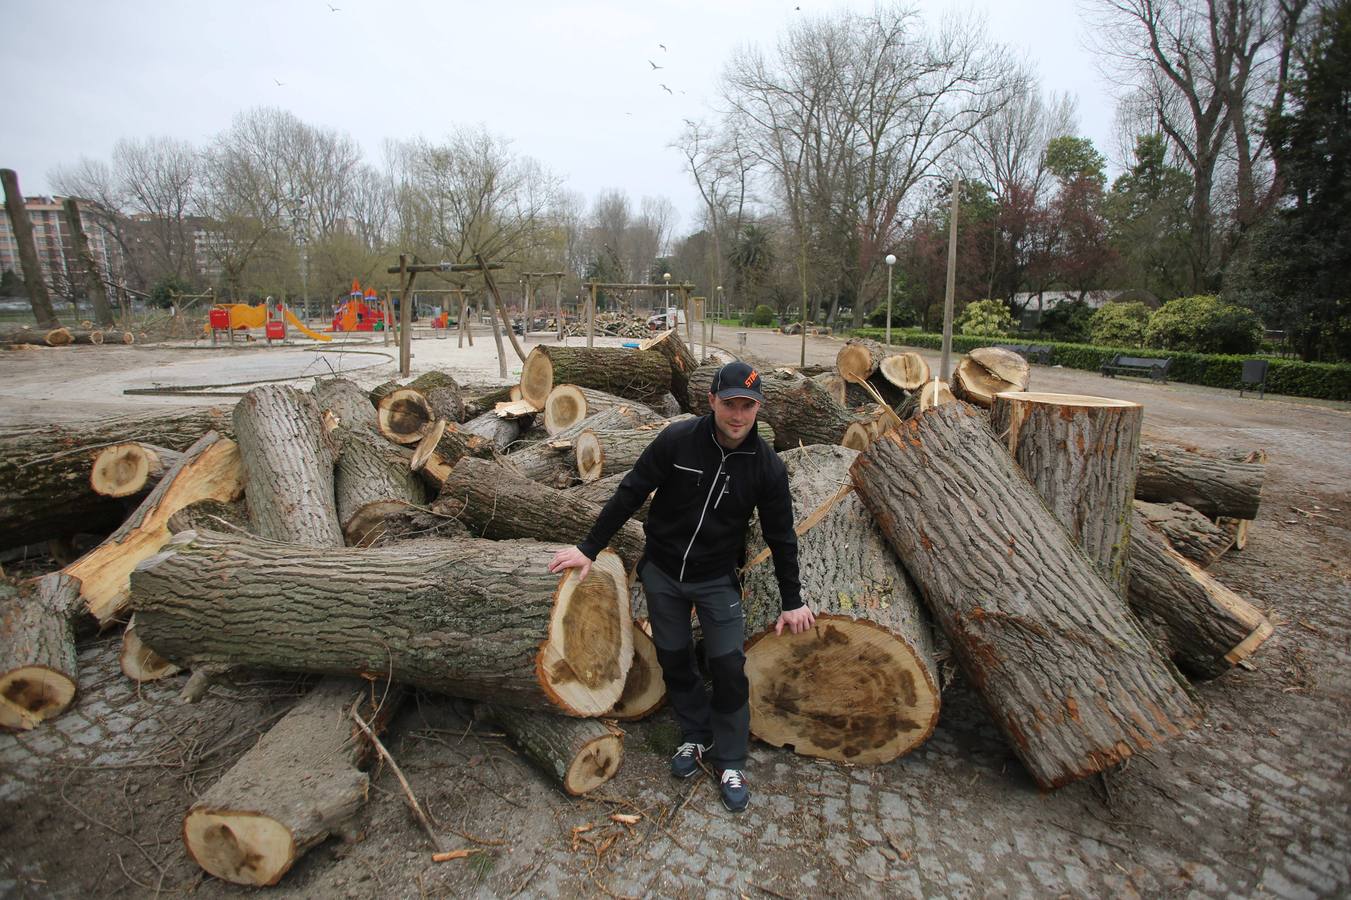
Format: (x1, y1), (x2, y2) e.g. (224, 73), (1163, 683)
(519, 345), (673, 409)
(989, 392), (1143, 596)
(89, 444), (184, 498)
(741, 445), (940, 765)
(1135, 501), (1235, 568)
(131, 530), (633, 715)
(850, 403), (1201, 789)
(0, 573), (81, 730)
(479, 704), (624, 795)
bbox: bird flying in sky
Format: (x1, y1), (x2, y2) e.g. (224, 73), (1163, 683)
(660, 84), (673, 94)
(649, 60), (663, 70)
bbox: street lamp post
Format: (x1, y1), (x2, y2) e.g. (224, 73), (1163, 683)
(663, 271), (672, 328)
(884, 253), (897, 346)
(714, 284), (723, 339)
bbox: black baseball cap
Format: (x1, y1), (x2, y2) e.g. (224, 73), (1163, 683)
(712, 361), (765, 402)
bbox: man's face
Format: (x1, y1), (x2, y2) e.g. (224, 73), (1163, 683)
(708, 394), (761, 447)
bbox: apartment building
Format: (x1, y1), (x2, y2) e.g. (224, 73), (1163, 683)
(0, 196), (127, 293)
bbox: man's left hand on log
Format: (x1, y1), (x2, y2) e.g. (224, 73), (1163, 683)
(775, 605), (816, 636)
(548, 545), (593, 582)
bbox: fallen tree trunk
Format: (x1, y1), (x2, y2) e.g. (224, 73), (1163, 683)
(433, 456), (646, 570)
(411, 419), (497, 481)
(64, 431), (245, 626)
(519, 345), (672, 409)
(568, 471), (652, 521)
(0, 406), (235, 551)
(233, 386), (342, 546)
(89, 443), (185, 498)
(989, 392), (1143, 596)
(131, 530), (632, 715)
(836, 337), (887, 383)
(639, 329), (698, 412)
(459, 409), (524, 452)
(1127, 507), (1273, 679)
(507, 404), (664, 488)
(182, 678), (400, 886)
(0, 327), (73, 347)
(1135, 443), (1265, 519)
(478, 704), (624, 796)
(543, 385), (646, 435)
(851, 403), (1201, 790)
(742, 445), (940, 765)
(0, 572), (81, 730)
(376, 388), (436, 445)
(1135, 500), (1235, 568)
(689, 365), (857, 451)
(574, 415), (695, 483)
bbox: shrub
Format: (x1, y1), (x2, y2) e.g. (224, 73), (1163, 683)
(957, 299), (1015, 337)
(1038, 300), (1094, 343)
(1090, 301), (1150, 347)
(1145, 294), (1263, 354)
(867, 302), (918, 328)
(751, 304), (776, 326)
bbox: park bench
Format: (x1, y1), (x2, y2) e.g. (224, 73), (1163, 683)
(995, 343), (1053, 365)
(1100, 354), (1172, 382)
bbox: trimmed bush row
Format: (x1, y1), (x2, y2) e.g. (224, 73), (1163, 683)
(848, 328), (1351, 401)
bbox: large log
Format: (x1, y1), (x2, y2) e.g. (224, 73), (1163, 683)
(0, 327), (71, 347)
(689, 365), (857, 451)
(1126, 507), (1273, 679)
(478, 704), (624, 796)
(233, 386), (342, 546)
(507, 404), (664, 488)
(182, 678), (398, 886)
(1134, 500), (1235, 568)
(850, 403), (1201, 789)
(1135, 443), (1265, 520)
(0, 406), (235, 551)
(639, 329), (698, 412)
(952, 347), (1031, 408)
(63, 431), (245, 626)
(519, 345), (673, 409)
(432, 456), (646, 569)
(989, 392), (1143, 596)
(741, 445), (939, 765)
(607, 622), (664, 720)
(835, 337), (887, 383)
(543, 385), (647, 435)
(120, 614), (180, 682)
(131, 530), (632, 715)
(376, 388), (436, 445)
(568, 471), (652, 521)
(574, 415), (695, 483)
(0, 573), (81, 730)
(878, 352), (930, 391)
(459, 409), (524, 452)
(89, 443), (185, 498)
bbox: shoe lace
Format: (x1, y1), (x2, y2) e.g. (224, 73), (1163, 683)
(720, 769), (744, 789)
(673, 742), (701, 760)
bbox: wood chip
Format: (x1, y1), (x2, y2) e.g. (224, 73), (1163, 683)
(432, 848), (480, 862)
(609, 813), (642, 825)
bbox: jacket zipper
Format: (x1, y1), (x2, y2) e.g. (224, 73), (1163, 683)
(678, 431), (755, 581)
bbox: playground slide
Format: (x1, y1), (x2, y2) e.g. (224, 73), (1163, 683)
(283, 308), (332, 341)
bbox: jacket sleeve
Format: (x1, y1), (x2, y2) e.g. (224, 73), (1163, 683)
(576, 429), (671, 560)
(757, 457), (803, 611)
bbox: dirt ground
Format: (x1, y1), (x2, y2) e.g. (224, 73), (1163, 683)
(1, 328), (1349, 899)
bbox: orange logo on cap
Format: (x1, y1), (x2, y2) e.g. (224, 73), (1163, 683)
(744, 370), (759, 388)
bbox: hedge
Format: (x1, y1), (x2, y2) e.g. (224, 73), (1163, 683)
(848, 328), (1351, 402)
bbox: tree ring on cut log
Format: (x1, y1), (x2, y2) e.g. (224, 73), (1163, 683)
(90, 443), (158, 497)
(567, 732), (625, 795)
(836, 341), (880, 383)
(182, 809), (295, 886)
(377, 389), (433, 444)
(537, 551), (633, 715)
(343, 500), (410, 547)
(993, 392), (1141, 457)
(745, 616), (938, 764)
(520, 347), (555, 409)
(0, 666), (76, 730)
(953, 357), (1019, 408)
(841, 422), (872, 451)
(608, 624), (665, 720)
(879, 352), (929, 391)
(574, 430), (604, 483)
(544, 384), (586, 435)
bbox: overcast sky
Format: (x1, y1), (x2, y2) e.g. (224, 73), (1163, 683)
(4, 0), (1120, 234)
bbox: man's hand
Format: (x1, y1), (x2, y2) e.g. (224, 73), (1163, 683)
(774, 605), (816, 636)
(548, 545), (593, 583)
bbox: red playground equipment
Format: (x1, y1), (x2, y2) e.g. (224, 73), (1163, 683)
(331, 280), (387, 332)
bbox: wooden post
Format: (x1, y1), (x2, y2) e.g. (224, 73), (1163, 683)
(398, 254), (412, 376)
(382, 290), (392, 347)
(61, 198), (116, 327)
(587, 283), (597, 348)
(940, 176), (959, 381)
(476, 254), (527, 363)
(522, 276), (532, 343)
(555, 276), (563, 341)
(1, 169), (60, 328)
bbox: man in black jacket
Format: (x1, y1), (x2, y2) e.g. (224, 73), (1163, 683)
(549, 361), (813, 812)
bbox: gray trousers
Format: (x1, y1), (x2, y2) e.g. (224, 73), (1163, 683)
(639, 559), (749, 770)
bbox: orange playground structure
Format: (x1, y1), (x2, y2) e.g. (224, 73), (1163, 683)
(331, 280), (387, 333)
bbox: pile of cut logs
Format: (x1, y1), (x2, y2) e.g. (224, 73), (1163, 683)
(0, 329), (1274, 885)
(561, 312), (652, 339)
(1, 324), (136, 347)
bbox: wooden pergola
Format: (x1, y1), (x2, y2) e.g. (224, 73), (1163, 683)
(580, 281), (696, 348)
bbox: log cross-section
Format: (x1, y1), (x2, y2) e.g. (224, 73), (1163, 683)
(850, 403), (1200, 790)
(0, 573), (82, 730)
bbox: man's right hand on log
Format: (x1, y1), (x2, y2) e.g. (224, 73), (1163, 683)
(548, 545), (592, 583)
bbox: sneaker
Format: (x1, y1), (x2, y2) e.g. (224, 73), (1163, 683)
(671, 741), (712, 779)
(718, 768), (749, 812)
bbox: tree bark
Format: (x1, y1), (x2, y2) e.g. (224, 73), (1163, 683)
(478, 704), (624, 796)
(64, 430), (245, 626)
(233, 386), (342, 546)
(742, 445), (940, 765)
(1126, 507), (1273, 679)
(62, 197), (116, 327)
(1135, 500), (1235, 568)
(181, 678), (399, 886)
(507, 404), (664, 488)
(89, 443), (185, 498)
(1, 169), (59, 328)
(0, 573), (81, 730)
(433, 456), (645, 570)
(850, 403), (1201, 790)
(459, 409), (524, 452)
(689, 365), (858, 451)
(462, 384), (521, 420)
(543, 385), (649, 436)
(989, 392), (1143, 596)
(519, 345), (673, 409)
(1135, 443), (1265, 519)
(835, 337), (886, 383)
(639, 329), (698, 412)
(0, 327), (73, 346)
(568, 471), (652, 522)
(575, 415), (695, 483)
(132, 530), (632, 715)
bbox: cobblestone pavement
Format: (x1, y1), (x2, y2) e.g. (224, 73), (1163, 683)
(2, 334), (1348, 898)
